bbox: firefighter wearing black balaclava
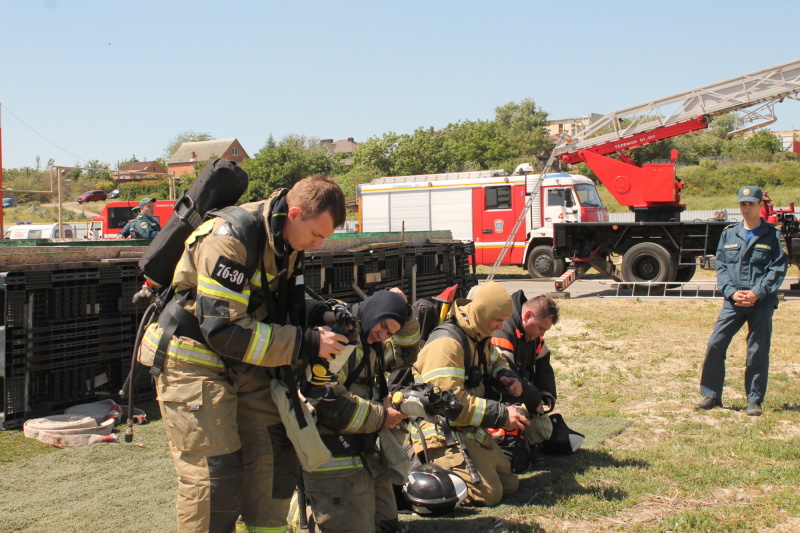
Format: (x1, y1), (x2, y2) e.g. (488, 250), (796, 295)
(299, 289), (420, 533)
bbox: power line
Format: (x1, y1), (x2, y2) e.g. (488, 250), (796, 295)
(0, 102), (88, 164)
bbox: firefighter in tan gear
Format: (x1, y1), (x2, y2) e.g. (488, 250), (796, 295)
(409, 282), (529, 506)
(300, 289), (420, 533)
(138, 176), (347, 533)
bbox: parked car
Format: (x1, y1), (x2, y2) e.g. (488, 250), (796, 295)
(107, 189), (120, 199)
(77, 190), (108, 204)
(2, 198), (18, 208)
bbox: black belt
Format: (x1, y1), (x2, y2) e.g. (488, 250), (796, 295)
(151, 299), (206, 376)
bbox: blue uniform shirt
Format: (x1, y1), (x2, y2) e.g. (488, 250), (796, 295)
(715, 219), (787, 308)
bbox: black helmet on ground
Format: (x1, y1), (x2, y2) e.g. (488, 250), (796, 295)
(402, 463), (467, 516)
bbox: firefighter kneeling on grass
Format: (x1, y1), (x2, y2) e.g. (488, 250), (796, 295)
(294, 288), (421, 533)
(137, 176), (348, 533)
(409, 282), (529, 507)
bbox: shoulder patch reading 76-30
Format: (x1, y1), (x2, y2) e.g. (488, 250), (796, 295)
(211, 256), (248, 292)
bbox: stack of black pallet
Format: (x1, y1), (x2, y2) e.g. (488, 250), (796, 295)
(305, 240), (476, 304)
(0, 240), (476, 429)
(0, 265), (147, 430)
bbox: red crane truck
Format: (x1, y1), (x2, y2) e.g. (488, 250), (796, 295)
(546, 58), (800, 289)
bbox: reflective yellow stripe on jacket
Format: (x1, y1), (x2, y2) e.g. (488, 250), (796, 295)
(243, 320), (273, 366)
(143, 323), (224, 369)
(305, 455), (364, 473)
(342, 396), (372, 433)
(408, 422), (491, 445)
(197, 274), (250, 306)
(235, 521), (288, 533)
(414, 366), (466, 383)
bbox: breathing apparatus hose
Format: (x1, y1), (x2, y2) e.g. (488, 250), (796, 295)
(122, 299), (159, 443)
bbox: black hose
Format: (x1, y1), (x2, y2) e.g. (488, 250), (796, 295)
(123, 301), (158, 443)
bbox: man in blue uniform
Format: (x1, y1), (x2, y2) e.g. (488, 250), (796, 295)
(117, 205), (140, 238)
(695, 186), (787, 416)
(134, 197), (161, 239)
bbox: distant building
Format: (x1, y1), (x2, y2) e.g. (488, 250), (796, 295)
(769, 130), (800, 153)
(321, 137), (359, 166)
(117, 161), (168, 184)
(742, 130), (800, 153)
(545, 117), (589, 138)
(167, 138), (249, 176)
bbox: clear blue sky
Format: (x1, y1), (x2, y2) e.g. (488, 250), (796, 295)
(2, 0), (800, 170)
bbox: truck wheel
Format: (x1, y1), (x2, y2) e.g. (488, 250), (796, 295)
(527, 246), (566, 279)
(621, 242), (676, 283)
(674, 264), (697, 282)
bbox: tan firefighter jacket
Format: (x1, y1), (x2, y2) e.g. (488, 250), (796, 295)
(139, 189), (325, 374)
(409, 297), (513, 451)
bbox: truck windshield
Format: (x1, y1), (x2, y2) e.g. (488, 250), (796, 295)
(575, 184), (604, 207)
(109, 206), (136, 229)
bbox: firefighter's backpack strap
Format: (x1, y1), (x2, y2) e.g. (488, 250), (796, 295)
(426, 320), (473, 370)
(150, 207), (264, 377)
(209, 206), (264, 279)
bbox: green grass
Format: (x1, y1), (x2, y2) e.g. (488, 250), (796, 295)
(1, 302), (800, 532)
(596, 181), (800, 213)
(2, 202), (104, 224)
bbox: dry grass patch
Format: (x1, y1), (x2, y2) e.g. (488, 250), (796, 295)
(2, 298), (799, 532)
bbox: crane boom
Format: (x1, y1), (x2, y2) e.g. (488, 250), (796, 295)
(556, 59), (800, 164)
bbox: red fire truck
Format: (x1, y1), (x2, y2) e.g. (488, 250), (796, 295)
(357, 163), (608, 277)
(89, 200), (176, 239)
(545, 58), (800, 289)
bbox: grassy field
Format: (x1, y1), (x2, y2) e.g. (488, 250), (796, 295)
(1, 298), (799, 532)
(595, 184), (800, 214)
(1, 202), (105, 224)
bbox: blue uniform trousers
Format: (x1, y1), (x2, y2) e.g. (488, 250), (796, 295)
(700, 300), (774, 404)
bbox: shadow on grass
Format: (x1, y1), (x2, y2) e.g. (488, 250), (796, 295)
(771, 403), (800, 412)
(401, 447), (645, 533)
(513, 448), (648, 507)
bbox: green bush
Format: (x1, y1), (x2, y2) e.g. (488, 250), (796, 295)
(117, 182), (171, 202)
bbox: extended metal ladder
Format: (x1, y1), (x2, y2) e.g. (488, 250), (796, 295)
(554, 59), (800, 161)
(602, 280), (722, 299)
(486, 58), (800, 283)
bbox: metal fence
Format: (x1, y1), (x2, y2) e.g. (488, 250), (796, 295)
(23, 208), (800, 239)
(608, 208), (800, 224)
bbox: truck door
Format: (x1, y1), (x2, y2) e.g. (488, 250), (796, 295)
(472, 184), (526, 265)
(543, 186), (579, 226)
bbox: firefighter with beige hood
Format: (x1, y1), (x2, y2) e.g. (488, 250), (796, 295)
(409, 282), (529, 506)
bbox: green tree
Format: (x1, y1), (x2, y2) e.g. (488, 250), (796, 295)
(352, 133), (401, 176)
(447, 120), (517, 170)
(2, 167), (49, 203)
(746, 129), (782, 154)
(163, 130), (214, 160)
(494, 98), (553, 158)
(83, 160), (113, 183)
(240, 136), (341, 202)
(391, 127), (461, 175)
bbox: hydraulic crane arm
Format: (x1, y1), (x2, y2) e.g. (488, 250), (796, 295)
(555, 58), (800, 165)
(551, 59), (800, 218)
